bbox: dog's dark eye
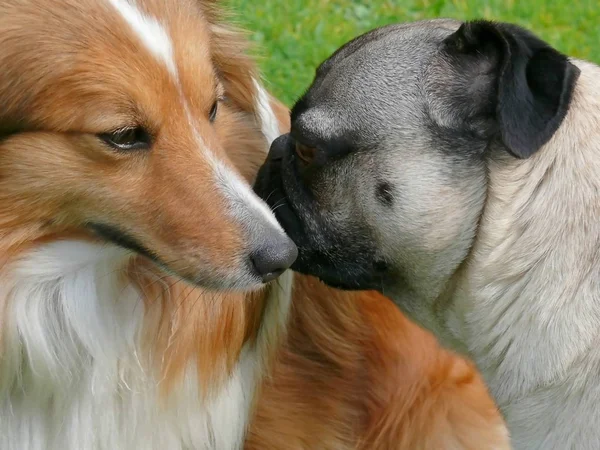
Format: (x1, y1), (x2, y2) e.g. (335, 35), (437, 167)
(209, 100), (219, 123)
(295, 142), (317, 165)
(99, 127), (152, 151)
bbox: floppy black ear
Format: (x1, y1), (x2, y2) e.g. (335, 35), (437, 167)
(444, 20), (580, 158)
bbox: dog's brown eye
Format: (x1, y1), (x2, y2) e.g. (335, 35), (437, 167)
(99, 127), (152, 151)
(295, 142), (317, 165)
(209, 100), (218, 123)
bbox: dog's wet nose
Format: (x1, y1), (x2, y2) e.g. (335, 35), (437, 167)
(251, 234), (298, 282)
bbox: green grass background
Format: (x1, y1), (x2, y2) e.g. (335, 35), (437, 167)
(225, 0), (599, 106)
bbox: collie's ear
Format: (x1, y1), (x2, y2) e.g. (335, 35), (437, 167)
(443, 20), (580, 158)
(208, 18), (258, 115)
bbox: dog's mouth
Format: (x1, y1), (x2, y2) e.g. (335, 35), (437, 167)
(254, 141), (386, 292)
(85, 222), (202, 285)
(85, 222), (263, 290)
(87, 222), (161, 264)
(254, 145), (308, 245)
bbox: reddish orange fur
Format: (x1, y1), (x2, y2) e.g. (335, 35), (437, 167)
(246, 277), (508, 449)
(0, 0), (274, 396)
(125, 259), (266, 395)
(0, 0), (268, 280)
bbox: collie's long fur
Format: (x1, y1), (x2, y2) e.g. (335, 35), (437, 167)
(0, 1), (292, 448)
(1, 2), (507, 449)
(0, 242), (290, 449)
(247, 277), (509, 449)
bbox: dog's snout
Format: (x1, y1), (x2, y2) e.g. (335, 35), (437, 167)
(268, 134), (290, 161)
(250, 234), (298, 283)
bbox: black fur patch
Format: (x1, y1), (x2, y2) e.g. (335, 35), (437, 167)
(376, 182), (394, 206)
(0, 121), (29, 142)
(442, 20), (580, 158)
(87, 222), (160, 263)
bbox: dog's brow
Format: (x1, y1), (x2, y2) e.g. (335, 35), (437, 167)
(107, 0), (178, 79)
(290, 96), (310, 124)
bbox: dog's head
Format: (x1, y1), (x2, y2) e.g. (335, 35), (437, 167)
(255, 19), (578, 316)
(0, 0), (296, 290)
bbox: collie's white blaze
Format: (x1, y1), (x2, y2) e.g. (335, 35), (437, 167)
(106, 0), (177, 78)
(253, 79), (281, 146)
(184, 105), (284, 233)
(0, 240), (288, 450)
(104, 1), (285, 237)
(211, 158), (284, 232)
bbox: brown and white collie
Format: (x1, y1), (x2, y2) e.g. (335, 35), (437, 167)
(0, 0), (509, 449)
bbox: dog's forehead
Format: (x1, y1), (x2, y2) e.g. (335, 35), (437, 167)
(318, 19), (460, 75)
(292, 20), (460, 142)
(0, 0), (219, 132)
(315, 22), (458, 98)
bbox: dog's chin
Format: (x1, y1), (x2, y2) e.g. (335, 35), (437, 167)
(308, 272), (380, 291)
(291, 251), (384, 292)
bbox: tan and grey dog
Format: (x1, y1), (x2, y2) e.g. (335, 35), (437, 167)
(255, 19), (600, 449)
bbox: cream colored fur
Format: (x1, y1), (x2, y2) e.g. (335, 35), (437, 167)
(443, 60), (600, 449)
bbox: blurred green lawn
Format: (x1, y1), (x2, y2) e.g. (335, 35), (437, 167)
(225, 0), (599, 106)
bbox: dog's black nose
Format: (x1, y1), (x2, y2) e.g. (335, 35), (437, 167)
(251, 234), (298, 283)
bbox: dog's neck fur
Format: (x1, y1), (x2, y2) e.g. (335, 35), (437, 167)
(0, 241), (292, 450)
(442, 60), (600, 448)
